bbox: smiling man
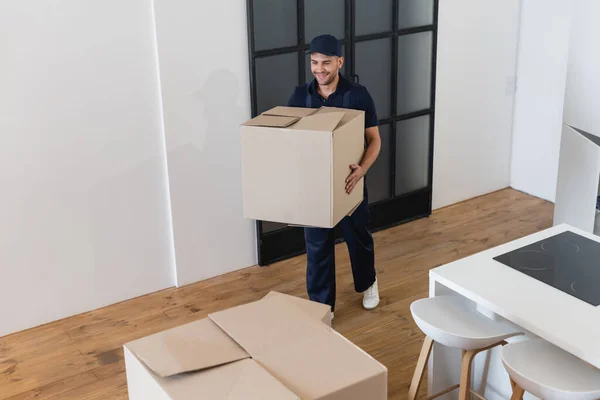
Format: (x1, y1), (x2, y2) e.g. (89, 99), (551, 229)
(287, 34), (381, 320)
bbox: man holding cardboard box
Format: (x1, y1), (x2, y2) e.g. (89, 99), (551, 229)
(287, 34), (381, 319)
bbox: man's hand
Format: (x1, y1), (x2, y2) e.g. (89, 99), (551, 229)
(346, 164), (365, 194)
(345, 126), (380, 194)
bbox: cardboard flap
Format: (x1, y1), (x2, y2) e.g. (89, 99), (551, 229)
(256, 330), (388, 400)
(263, 106), (318, 118)
(316, 106), (364, 127)
(262, 291), (331, 326)
(159, 358), (300, 400)
(291, 111), (346, 132)
(243, 114), (299, 128)
(124, 318), (249, 378)
(208, 296), (330, 358)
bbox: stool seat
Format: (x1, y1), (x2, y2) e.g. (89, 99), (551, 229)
(409, 295), (524, 400)
(502, 339), (600, 400)
(410, 295), (522, 350)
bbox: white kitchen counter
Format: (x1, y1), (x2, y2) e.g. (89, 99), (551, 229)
(427, 223), (600, 400)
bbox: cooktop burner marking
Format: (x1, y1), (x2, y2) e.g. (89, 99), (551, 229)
(518, 265), (549, 271)
(540, 241), (580, 253)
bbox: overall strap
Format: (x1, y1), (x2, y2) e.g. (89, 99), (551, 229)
(342, 89), (351, 109)
(305, 82), (312, 108)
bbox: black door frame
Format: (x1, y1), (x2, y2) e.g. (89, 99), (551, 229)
(246, 0), (439, 266)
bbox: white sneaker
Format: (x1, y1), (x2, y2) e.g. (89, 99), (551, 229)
(330, 311), (334, 322)
(362, 278), (380, 310)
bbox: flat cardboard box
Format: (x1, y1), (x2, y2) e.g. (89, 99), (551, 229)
(240, 106), (365, 228)
(124, 291), (387, 400)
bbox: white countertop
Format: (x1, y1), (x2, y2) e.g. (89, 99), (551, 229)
(430, 223), (600, 369)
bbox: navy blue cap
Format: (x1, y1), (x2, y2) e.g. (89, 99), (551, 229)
(306, 34), (342, 57)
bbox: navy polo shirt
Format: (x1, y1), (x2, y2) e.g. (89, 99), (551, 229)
(287, 74), (379, 129)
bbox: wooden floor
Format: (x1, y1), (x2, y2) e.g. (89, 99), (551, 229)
(0, 188), (553, 400)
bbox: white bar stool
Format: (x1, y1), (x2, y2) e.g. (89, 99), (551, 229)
(502, 338), (600, 400)
(408, 295), (523, 400)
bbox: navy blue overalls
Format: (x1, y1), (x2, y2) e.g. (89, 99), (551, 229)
(288, 75), (377, 312)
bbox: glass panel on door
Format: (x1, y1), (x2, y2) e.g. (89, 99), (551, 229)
(355, 0), (393, 36)
(253, 0), (298, 51)
(397, 32), (433, 114)
(305, 0), (345, 41)
(355, 38), (392, 119)
(395, 115), (430, 195)
(398, 0), (434, 29)
(367, 124), (391, 203)
(255, 52), (299, 114)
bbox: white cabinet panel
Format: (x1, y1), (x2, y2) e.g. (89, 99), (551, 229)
(563, 0), (600, 136)
(554, 124), (600, 233)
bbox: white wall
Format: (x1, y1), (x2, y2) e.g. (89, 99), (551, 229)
(153, 0), (256, 286)
(563, 0), (600, 136)
(0, 0), (175, 336)
(510, 0), (572, 202)
(0, 0), (538, 336)
(433, 0), (521, 209)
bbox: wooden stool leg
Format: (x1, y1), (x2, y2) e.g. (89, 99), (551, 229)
(458, 350), (477, 400)
(510, 383), (525, 400)
(408, 336), (434, 400)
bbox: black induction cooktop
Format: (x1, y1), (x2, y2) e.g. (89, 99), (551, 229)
(493, 231), (600, 306)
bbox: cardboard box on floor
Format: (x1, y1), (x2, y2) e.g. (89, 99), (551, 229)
(240, 106), (366, 228)
(124, 291), (387, 400)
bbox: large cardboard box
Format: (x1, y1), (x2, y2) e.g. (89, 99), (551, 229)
(124, 292), (387, 400)
(240, 106), (366, 228)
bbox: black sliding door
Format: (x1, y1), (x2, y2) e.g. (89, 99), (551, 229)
(247, 0), (438, 265)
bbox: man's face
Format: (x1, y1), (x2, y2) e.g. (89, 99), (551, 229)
(310, 53), (343, 86)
